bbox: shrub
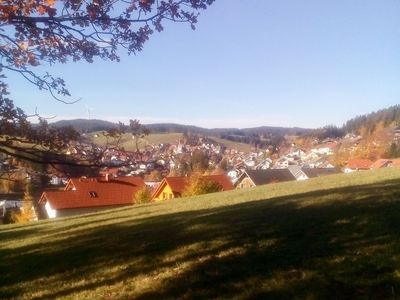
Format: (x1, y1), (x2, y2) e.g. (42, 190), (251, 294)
(10, 203), (36, 224)
(182, 174), (223, 197)
(10, 187), (36, 224)
(134, 186), (153, 204)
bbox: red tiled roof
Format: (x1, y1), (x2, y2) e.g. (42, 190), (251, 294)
(370, 159), (391, 169)
(164, 176), (189, 196)
(202, 175), (235, 191)
(40, 176), (145, 210)
(345, 159), (373, 170)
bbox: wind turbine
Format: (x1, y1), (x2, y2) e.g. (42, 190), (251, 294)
(84, 105), (94, 134)
(85, 105), (94, 120)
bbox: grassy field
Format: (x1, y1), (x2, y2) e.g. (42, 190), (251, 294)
(90, 132), (253, 152)
(2, 168), (400, 299)
(89, 132), (183, 151)
(210, 137), (254, 152)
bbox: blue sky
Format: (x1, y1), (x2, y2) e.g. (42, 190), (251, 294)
(7, 0), (400, 128)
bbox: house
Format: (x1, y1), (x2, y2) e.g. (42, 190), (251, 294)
(370, 159), (393, 169)
(273, 158), (290, 169)
(343, 159), (373, 173)
(291, 149), (306, 158)
(39, 175), (145, 219)
(234, 169), (296, 189)
(152, 175), (234, 201)
(318, 161), (335, 169)
(311, 144), (335, 156)
(227, 169), (240, 181)
(369, 158), (400, 169)
(255, 158), (272, 170)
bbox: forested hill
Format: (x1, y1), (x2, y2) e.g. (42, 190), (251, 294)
(344, 105), (400, 134)
(51, 119), (117, 132)
(51, 105), (400, 138)
(50, 120), (311, 137)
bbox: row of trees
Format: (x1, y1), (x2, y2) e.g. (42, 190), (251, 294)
(385, 143), (400, 159)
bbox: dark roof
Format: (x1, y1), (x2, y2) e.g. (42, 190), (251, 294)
(301, 168), (341, 178)
(244, 169), (296, 186)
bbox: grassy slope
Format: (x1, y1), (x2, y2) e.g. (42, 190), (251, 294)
(90, 132), (253, 151)
(2, 168), (400, 299)
(90, 132), (183, 151)
(210, 136), (253, 152)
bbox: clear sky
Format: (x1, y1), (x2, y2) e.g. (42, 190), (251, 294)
(7, 0), (400, 129)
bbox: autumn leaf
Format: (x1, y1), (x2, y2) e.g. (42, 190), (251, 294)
(37, 5), (46, 15)
(45, 0), (57, 7)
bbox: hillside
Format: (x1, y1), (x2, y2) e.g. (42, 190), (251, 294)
(51, 119), (117, 132)
(210, 136), (254, 152)
(344, 105), (400, 134)
(90, 132), (254, 151)
(2, 168), (400, 299)
(49, 105), (400, 138)
(51, 119), (311, 136)
(89, 132), (183, 150)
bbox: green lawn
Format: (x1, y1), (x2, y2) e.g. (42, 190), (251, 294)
(2, 168), (400, 299)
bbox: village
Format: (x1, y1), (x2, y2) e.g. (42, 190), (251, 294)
(2, 1), (400, 297)
(2, 127), (400, 224)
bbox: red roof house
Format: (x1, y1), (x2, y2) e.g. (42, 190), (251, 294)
(344, 159), (373, 173)
(39, 176), (145, 218)
(152, 175), (234, 201)
(370, 159), (393, 169)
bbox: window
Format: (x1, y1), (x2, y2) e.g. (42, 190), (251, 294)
(89, 191), (98, 198)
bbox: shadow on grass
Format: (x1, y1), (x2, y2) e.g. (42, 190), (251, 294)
(1, 179), (400, 299)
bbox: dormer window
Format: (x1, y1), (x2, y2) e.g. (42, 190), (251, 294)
(89, 191), (98, 198)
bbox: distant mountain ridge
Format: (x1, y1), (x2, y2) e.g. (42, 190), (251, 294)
(50, 119), (312, 136)
(50, 105), (400, 137)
